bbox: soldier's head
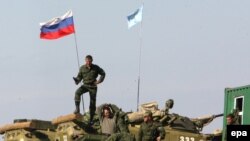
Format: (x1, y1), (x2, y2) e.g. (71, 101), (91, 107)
(103, 105), (112, 118)
(165, 99), (174, 109)
(85, 55), (93, 67)
(226, 113), (234, 125)
(143, 111), (153, 123)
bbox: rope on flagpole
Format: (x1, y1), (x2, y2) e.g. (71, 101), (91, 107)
(73, 32), (85, 113)
(137, 3), (144, 112)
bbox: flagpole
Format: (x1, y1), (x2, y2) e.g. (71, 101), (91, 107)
(73, 32), (85, 113)
(137, 23), (142, 112)
(74, 34), (80, 68)
(137, 3), (144, 112)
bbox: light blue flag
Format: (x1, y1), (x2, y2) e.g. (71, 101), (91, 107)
(127, 5), (143, 29)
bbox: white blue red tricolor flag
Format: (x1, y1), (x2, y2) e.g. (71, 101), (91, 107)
(127, 5), (143, 29)
(40, 10), (75, 40)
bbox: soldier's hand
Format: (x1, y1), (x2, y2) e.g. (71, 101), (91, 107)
(73, 77), (79, 85)
(94, 80), (100, 85)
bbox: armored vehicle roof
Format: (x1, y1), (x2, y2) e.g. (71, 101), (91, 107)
(0, 119), (55, 134)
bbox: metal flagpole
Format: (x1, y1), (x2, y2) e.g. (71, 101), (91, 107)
(73, 32), (85, 113)
(137, 3), (144, 112)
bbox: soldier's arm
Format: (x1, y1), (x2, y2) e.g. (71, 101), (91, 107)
(96, 104), (105, 120)
(74, 68), (83, 84)
(97, 66), (105, 83)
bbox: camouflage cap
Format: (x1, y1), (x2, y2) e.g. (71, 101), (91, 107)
(144, 111), (152, 117)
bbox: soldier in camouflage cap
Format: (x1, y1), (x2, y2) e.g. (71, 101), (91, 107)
(138, 111), (165, 141)
(73, 55), (105, 124)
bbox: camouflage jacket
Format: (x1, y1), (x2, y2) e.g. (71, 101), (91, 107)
(138, 121), (165, 141)
(97, 104), (129, 134)
(75, 64), (105, 85)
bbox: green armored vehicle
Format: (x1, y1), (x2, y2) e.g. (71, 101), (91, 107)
(0, 100), (223, 141)
(51, 100), (223, 141)
(0, 119), (56, 141)
(127, 100), (223, 141)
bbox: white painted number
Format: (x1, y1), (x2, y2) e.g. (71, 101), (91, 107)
(179, 136), (195, 141)
(63, 135), (67, 141)
(180, 136), (184, 141)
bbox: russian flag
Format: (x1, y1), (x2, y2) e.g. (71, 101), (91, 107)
(40, 10), (75, 40)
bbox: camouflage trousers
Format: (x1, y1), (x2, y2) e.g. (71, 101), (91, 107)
(106, 132), (136, 141)
(77, 134), (108, 141)
(75, 85), (97, 117)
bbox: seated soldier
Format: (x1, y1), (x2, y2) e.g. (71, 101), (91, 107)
(98, 104), (117, 136)
(97, 104), (135, 141)
(138, 111), (165, 141)
(78, 104), (134, 141)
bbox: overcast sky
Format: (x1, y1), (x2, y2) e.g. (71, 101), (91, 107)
(1, 0), (250, 140)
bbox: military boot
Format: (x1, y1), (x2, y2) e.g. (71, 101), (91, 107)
(74, 101), (80, 114)
(88, 116), (93, 125)
(88, 112), (94, 126)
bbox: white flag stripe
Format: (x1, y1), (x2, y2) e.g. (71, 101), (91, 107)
(40, 10), (73, 26)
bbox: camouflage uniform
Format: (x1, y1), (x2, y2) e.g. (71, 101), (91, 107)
(106, 132), (136, 141)
(74, 64), (105, 121)
(138, 112), (165, 141)
(96, 104), (135, 141)
(97, 104), (127, 133)
(224, 113), (240, 141)
(105, 110), (135, 141)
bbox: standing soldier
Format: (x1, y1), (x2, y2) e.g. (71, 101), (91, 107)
(73, 55), (105, 124)
(138, 111), (165, 141)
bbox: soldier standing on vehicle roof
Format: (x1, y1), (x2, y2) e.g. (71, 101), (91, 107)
(73, 55), (105, 124)
(138, 111), (165, 141)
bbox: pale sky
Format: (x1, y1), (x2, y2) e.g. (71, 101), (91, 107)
(1, 0), (250, 140)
